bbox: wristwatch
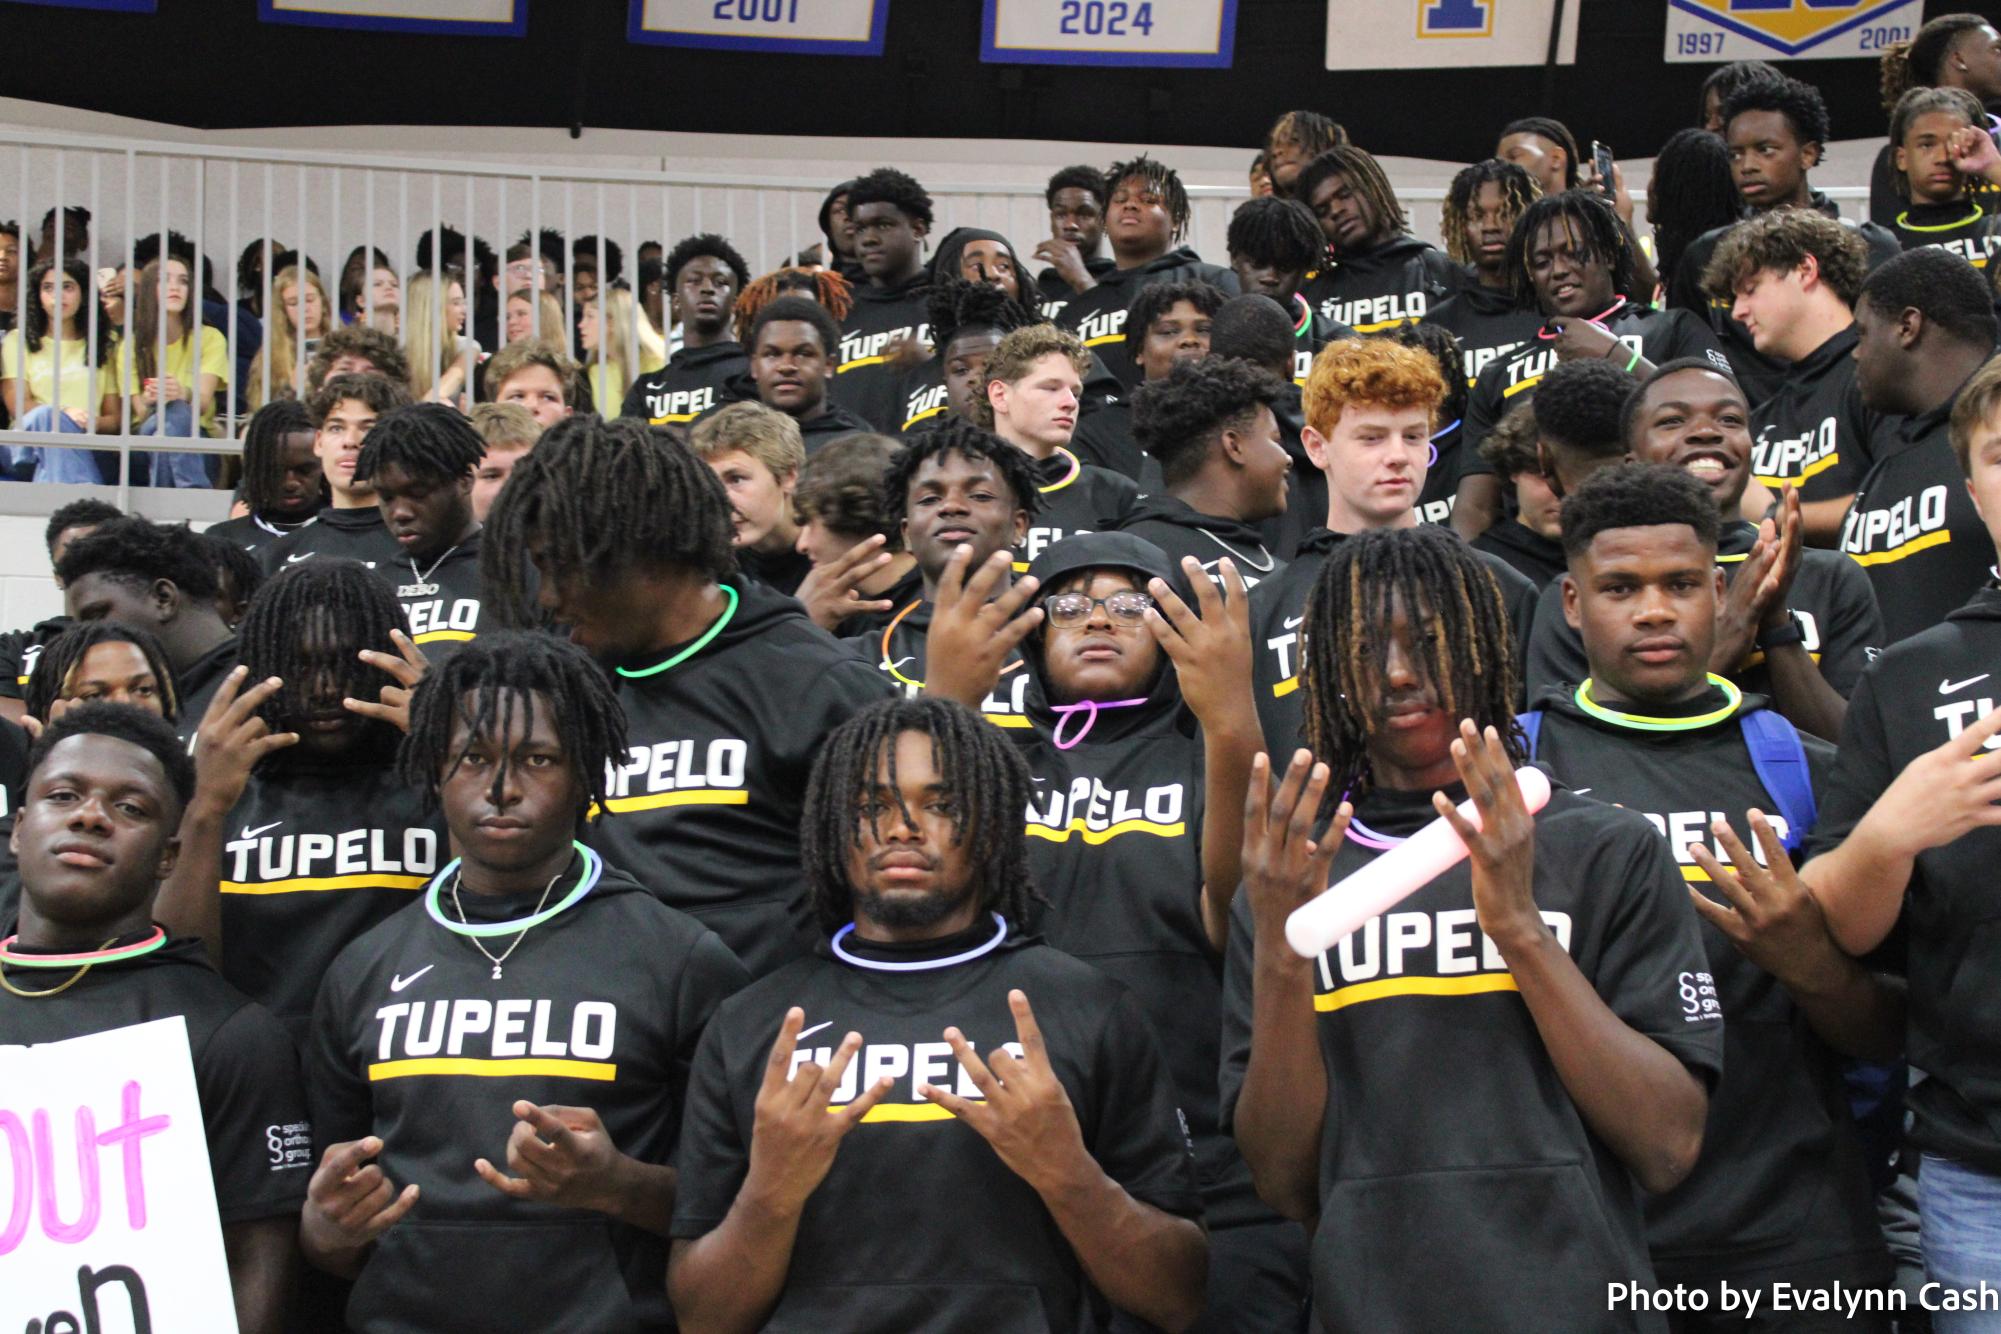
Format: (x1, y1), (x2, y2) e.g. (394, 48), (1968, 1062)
(1755, 613), (1807, 652)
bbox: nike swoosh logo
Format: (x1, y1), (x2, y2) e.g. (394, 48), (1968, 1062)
(389, 964), (434, 993)
(1574, 788), (1592, 796)
(1941, 674), (1990, 694)
(797, 1020), (833, 1042)
(1284, 614), (1305, 630)
(285, 552), (313, 564)
(239, 821), (282, 840)
(879, 655), (916, 672)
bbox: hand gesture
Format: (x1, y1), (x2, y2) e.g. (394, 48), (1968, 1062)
(302, 1137), (419, 1257)
(193, 666), (298, 814)
(1241, 749), (1345, 929)
(919, 990), (1090, 1194)
(923, 545), (1042, 708)
(1544, 315), (1622, 365)
(1145, 556), (1252, 727)
(475, 1102), (625, 1214)
(1950, 124), (2001, 180)
(794, 533), (897, 632)
(1688, 812), (1846, 992)
(343, 629), (429, 733)
(1031, 238), (1095, 294)
(1711, 489), (1802, 673)
(156, 374), (187, 404)
(1855, 704), (2001, 860)
(1434, 721), (1543, 951)
(745, 1008), (893, 1214)
(1578, 157), (1635, 226)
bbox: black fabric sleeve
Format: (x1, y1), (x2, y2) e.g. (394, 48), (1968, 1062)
(1803, 667), (1896, 859)
(1810, 555), (1885, 698)
(1523, 582), (1588, 698)
(1647, 309), (1732, 374)
(195, 1000), (314, 1223)
(665, 930), (752, 1160)
(668, 1011), (752, 1238)
(1459, 359), (1510, 469)
(1216, 889), (1256, 1129)
(301, 961), (375, 1155)
(618, 377), (650, 421)
(1083, 988), (1203, 1221)
(0, 629), (28, 700)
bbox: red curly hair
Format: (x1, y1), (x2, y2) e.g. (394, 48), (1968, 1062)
(1301, 337), (1445, 436)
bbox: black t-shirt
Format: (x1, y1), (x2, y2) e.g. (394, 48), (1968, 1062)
(1462, 303), (1732, 465)
(619, 341), (750, 427)
(1117, 494), (1286, 594)
(1218, 783), (1723, 1332)
(1018, 448), (1140, 569)
(175, 636), (241, 745)
(1471, 517), (1567, 587)
(670, 928), (1201, 1332)
(1034, 254), (1118, 325)
(588, 577), (893, 978)
(1871, 143), (2001, 229)
(208, 512), (315, 554)
(1285, 292), (1357, 386)
(1053, 247), (1239, 388)
(371, 527), (499, 666)
(832, 273), (931, 432)
(1249, 526), (1538, 756)
(1748, 325), (1895, 505)
(305, 859), (746, 1334)
(0, 935), (311, 1224)
(1525, 686), (1887, 1281)
(1525, 521), (1884, 709)
(1886, 198), (2001, 272)
(1298, 234), (1462, 335)
(1839, 380), (1998, 645)
(0, 615), (73, 701)
(1421, 281), (1543, 387)
(258, 505), (396, 574)
(221, 755), (447, 1039)
(1808, 584), (2001, 1174)
(841, 593), (1036, 730)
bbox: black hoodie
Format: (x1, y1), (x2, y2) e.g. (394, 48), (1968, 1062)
(842, 587), (1035, 729)
(0, 613), (72, 700)
(258, 503), (397, 574)
(1809, 582), (2001, 1174)
(700, 373), (873, 456)
(1421, 280), (1544, 386)
(833, 268), (932, 432)
(1020, 447), (1140, 568)
(1887, 197), (2001, 270)
(1748, 325), (1896, 506)
(1299, 233), (1462, 334)
(619, 340), (750, 426)
(1526, 683), (1887, 1287)
(1053, 246), (1240, 388)
(588, 576), (894, 978)
(376, 525), (498, 667)
(1118, 493), (1286, 593)
(306, 857), (748, 1333)
(1472, 515), (1567, 587)
(1035, 253), (1119, 324)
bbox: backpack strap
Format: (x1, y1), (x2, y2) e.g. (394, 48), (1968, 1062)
(1516, 710), (1543, 759)
(1738, 707), (1817, 851)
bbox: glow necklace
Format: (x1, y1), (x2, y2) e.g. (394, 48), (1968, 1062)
(1574, 673), (1743, 732)
(1896, 202), (1984, 233)
(878, 598), (1024, 692)
(1537, 296), (1627, 340)
(1335, 788), (1407, 850)
(424, 839), (603, 968)
(0, 926), (169, 999)
(831, 912), (1008, 972)
(1049, 696), (1149, 749)
(615, 585), (738, 679)
(1424, 419), (1455, 470)
(1039, 447), (1082, 494)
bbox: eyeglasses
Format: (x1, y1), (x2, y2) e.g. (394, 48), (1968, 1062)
(1044, 590), (1153, 628)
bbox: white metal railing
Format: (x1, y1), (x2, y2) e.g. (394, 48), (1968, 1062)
(0, 125), (1869, 515)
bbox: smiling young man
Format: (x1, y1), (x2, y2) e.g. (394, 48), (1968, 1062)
(484, 416), (891, 978)
(667, 696), (1207, 1332)
(689, 401), (810, 597)
(833, 168), (935, 432)
(1838, 247), (2000, 644)
(208, 400), (323, 552)
(1703, 208), (1896, 546)
(1066, 278), (1233, 486)
(620, 233), (751, 429)
(979, 323), (1139, 565)
(1294, 146), (1463, 341)
(1033, 164), (1114, 322)
(301, 633), (746, 1332)
(722, 295), (872, 454)
(1524, 466), (1895, 1322)
(1124, 356), (1292, 592)
(260, 373), (413, 574)
(0, 705), (307, 1334)
(484, 339), (578, 430)
(1228, 524), (1721, 1332)
(1053, 155), (1238, 389)
(1248, 338), (1536, 758)
(350, 403), (493, 662)
(1524, 360), (1884, 741)
(1424, 159), (1546, 388)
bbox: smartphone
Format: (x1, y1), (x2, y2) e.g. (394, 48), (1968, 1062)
(1592, 141), (1616, 192)
(96, 267), (116, 288)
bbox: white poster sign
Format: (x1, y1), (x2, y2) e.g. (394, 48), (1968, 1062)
(1666, 0), (1925, 63)
(260, 0), (526, 35)
(629, 0), (888, 54)
(1325, 0), (1578, 71)
(1, 1018), (239, 1334)
(982, 0), (1237, 68)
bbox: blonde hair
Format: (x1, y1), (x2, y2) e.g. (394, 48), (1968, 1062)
(403, 269), (466, 399)
(688, 400), (806, 478)
(485, 337), (579, 405)
(469, 400), (541, 450)
(505, 287), (565, 346)
(974, 323), (1089, 429)
(250, 265), (333, 409)
(580, 287), (639, 398)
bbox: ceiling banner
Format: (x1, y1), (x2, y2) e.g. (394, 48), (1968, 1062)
(1665, 0), (1924, 63)
(981, 0), (1238, 68)
(1325, 0), (1577, 71)
(258, 0), (527, 35)
(628, 0), (889, 54)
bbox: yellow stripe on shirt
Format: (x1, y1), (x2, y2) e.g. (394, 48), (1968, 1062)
(1315, 973), (1520, 1012)
(1025, 819), (1186, 844)
(1848, 529), (1951, 567)
(369, 1058), (617, 1082)
(595, 788), (751, 816)
(222, 873), (430, 896)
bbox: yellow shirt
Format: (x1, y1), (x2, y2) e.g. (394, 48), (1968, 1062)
(114, 325), (230, 435)
(0, 331), (109, 417)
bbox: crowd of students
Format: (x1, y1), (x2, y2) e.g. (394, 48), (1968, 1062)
(10, 15), (2001, 1333)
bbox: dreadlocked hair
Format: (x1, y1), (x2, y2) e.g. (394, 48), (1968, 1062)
(1227, 197), (1325, 272)
(1300, 526), (1523, 802)
(237, 559), (406, 760)
(198, 530), (265, 621)
(1266, 110), (1347, 163)
(1376, 321), (1467, 426)
(353, 402), (485, 486)
(1648, 130), (1738, 289)
(1506, 190), (1637, 312)
(482, 415), (737, 628)
(884, 418), (1042, 520)
(1891, 85), (1985, 155)
(801, 697), (1043, 934)
(1296, 146), (1408, 242)
(1106, 155), (1191, 240)
(241, 399), (317, 517)
(1500, 117), (1582, 190)
(733, 267), (853, 342)
(1883, 13), (1992, 115)
(1440, 159), (1540, 265)
(398, 630), (626, 828)
(25, 620), (179, 725)
(927, 276), (1036, 350)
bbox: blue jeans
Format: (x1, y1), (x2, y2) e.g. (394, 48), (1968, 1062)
(137, 400), (216, 488)
(13, 404), (114, 484)
(1921, 1152), (2001, 1332)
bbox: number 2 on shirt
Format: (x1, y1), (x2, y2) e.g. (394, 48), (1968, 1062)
(1058, 1), (1155, 37)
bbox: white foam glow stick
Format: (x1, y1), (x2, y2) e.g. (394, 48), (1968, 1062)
(1284, 766), (1553, 958)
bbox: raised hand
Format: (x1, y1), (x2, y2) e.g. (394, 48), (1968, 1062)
(1145, 556), (1252, 726)
(744, 1007), (893, 1214)
(923, 544), (1042, 708)
(1688, 812), (1840, 986)
(1856, 703), (2001, 859)
(343, 629), (430, 734)
(475, 1102), (625, 1213)
(794, 533), (897, 632)
(918, 990), (1090, 1193)
(302, 1136), (419, 1260)
(1434, 721), (1543, 951)
(1241, 749), (1345, 928)
(1949, 124), (2001, 180)
(1544, 315), (1622, 365)
(193, 666), (298, 815)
